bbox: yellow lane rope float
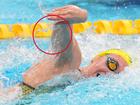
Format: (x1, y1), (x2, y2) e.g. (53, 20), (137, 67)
(12, 24), (31, 38)
(94, 20), (138, 35)
(112, 20), (137, 35)
(73, 21), (92, 34)
(94, 20), (112, 34)
(31, 23), (52, 38)
(134, 20), (140, 34)
(0, 20), (140, 39)
(0, 24), (15, 39)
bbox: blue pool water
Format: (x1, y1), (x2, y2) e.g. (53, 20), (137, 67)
(0, 0), (140, 24)
(0, 0), (140, 105)
(1, 36), (140, 105)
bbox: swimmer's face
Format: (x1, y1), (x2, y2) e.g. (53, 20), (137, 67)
(82, 54), (128, 77)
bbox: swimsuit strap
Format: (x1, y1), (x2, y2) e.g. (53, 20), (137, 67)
(20, 82), (35, 96)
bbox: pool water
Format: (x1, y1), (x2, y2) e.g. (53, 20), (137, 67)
(0, 0), (140, 23)
(0, 0), (140, 105)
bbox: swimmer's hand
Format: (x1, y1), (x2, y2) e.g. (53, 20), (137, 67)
(47, 5), (88, 23)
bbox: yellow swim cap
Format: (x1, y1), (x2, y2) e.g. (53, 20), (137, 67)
(97, 49), (132, 65)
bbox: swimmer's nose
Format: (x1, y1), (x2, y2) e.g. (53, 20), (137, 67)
(82, 63), (108, 77)
(81, 64), (98, 77)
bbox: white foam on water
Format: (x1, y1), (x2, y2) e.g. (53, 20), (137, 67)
(0, 39), (40, 71)
(78, 29), (140, 85)
(25, 30), (140, 105)
(0, 29), (140, 104)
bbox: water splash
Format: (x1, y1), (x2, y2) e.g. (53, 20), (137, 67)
(0, 30), (140, 104)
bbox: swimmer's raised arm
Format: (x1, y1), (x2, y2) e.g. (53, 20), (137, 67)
(48, 5), (87, 68)
(48, 5), (87, 67)
(22, 5), (87, 88)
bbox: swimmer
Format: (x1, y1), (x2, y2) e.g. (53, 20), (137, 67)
(0, 5), (132, 98)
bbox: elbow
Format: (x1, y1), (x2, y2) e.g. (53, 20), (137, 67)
(82, 9), (88, 22)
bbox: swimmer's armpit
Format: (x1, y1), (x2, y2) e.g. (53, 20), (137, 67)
(51, 23), (73, 67)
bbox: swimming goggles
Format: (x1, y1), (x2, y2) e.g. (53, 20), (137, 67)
(106, 56), (119, 72)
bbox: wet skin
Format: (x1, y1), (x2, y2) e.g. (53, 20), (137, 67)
(0, 5), (129, 99)
(80, 54), (128, 77)
(23, 5), (128, 88)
